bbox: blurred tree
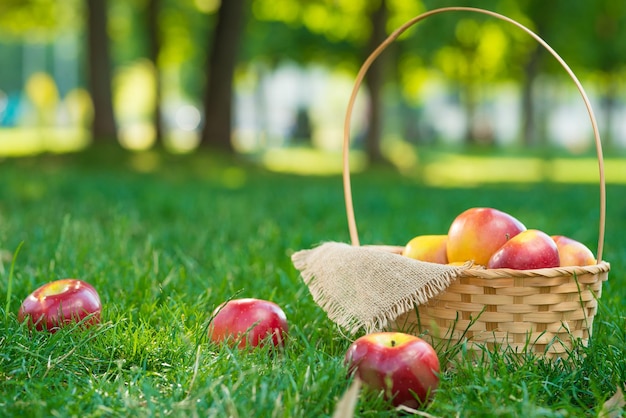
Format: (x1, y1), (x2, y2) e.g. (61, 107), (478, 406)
(509, 0), (563, 147)
(245, 0), (369, 67)
(87, 0), (118, 141)
(247, 0), (408, 161)
(406, 2), (559, 146)
(0, 0), (70, 115)
(558, 0), (626, 149)
(431, 13), (506, 144)
(146, 0), (163, 144)
(590, 1), (626, 149)
(0, 0), (56, 34)
(200, 0), (246, 151)
(364, 0), (389, 163)
(2, 0), (621, 153)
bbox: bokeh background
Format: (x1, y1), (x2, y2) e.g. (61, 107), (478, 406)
(0, 0), (625, 167)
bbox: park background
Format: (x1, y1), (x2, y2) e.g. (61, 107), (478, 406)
(1, 1), (625, 417)
(1, 0), (625, 164)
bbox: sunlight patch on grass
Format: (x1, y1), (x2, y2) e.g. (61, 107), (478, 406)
(261, 147), (367, 175)
(128, 150), (162, 173)
(259, 147), (626, 186)
(422, 155), (545, 186)
(551, 158), (626, 184)
(0, 127), (90, 156)
(420, 154), (626, 186)
(220, 166), (247, 189)
(383, 138), (419, 173)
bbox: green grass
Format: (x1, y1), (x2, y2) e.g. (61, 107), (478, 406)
(0, 146), (624, 417)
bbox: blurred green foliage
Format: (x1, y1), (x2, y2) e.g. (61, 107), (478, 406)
(0, 0), (625, 152)
(2, 0), (623, 88)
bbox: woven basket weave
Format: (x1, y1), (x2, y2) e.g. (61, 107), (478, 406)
(342, 7), (610, 359)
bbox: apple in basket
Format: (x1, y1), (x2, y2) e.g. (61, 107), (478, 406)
(552, 235), (596, 267)
(488, 229), (560, 270)
(208, 298), (288, 349)
(447, 207), (526, 266)
(345, 332), (440, 409)
(18, 279), (102, 332)
(402, 235), (448, 264)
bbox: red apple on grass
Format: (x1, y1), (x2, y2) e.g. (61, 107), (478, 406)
(552, 235), (596, 267)
(344, 332), (440, 409)
(208, 298), (288, 349)
(17, 279), (102, 332)
(402, 235), (448, 264)
(488, 229), (560, 270)
(447, 207), (526, 266)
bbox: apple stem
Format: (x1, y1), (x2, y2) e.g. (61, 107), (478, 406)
(391, 340), (396, 347)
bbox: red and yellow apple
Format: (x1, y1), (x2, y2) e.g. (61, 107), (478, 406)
(344, 332), (440, 409)
(402, 235), (448, 264)
(208, 298), (288, 349)
(17, 278), (102, 332)
(447, 207), (526, 266)
(487, 229), (560, 270)
(552, 235), (596, 267)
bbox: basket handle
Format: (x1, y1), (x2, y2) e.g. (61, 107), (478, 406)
(342, 6), (606, 263)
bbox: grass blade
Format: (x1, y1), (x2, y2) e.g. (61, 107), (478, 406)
(5, 241), (24, 322)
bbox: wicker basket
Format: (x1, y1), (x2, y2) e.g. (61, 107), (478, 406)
(341, 7), (610, 359)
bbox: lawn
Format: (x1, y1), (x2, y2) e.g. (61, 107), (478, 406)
(1, 145), (624, 417)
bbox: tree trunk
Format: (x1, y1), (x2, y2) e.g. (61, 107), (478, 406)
(601, 74), (616, 149)
(460, 49), (483, 145)
(364, 0), (387, 163)
(146, 0), (163, 145)
(200, 0), (246, 151)
(521, 45), (541, 147)
(463, 77), (478, 144)
(86, 0), (117, 141)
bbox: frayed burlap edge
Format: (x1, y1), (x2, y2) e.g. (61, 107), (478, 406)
(292, 241), (470, 334)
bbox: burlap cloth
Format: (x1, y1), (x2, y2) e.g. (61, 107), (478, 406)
(292, 242), (471, 334)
